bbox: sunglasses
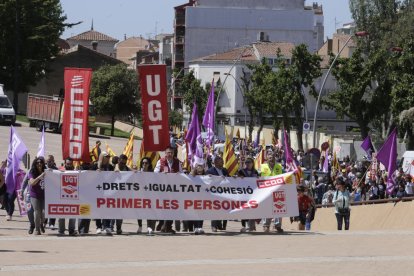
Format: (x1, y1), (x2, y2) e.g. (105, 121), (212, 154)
(142, 161), (149, 164)
(36, 161), (44, 164)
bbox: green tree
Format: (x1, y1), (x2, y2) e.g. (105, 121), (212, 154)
(391, 40), (414, 145)
(288, 44), (322, 150)
(90, 64), (139, 136)
(348, 0), (414, 138)
(323, 49), (382, 139)
(179, 71), (208, 120)
(399, 108), (414, 150)
(240, 68), (254, 142)
(0, 0), (67, 110)
(266, 56), (294, 138)
(246, 58), (273, 143)
(169, 109), (183, 130)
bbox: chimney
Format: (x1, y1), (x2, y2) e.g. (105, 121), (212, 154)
(91, 41), (98, 51)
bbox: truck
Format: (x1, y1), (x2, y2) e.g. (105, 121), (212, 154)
(27, 93), (95, 133)
(27, 93), (63, 132)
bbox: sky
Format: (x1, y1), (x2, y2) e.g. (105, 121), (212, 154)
(60, 0), (353, 41)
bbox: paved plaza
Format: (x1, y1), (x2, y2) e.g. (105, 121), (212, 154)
(1, 213), (414, 275)
(1, 123), (414, 275)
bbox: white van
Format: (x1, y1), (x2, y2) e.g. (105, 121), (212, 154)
(0, 84), (16, 125)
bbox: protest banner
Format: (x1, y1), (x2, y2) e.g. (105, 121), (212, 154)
(45, 171), (299, 220)
(138, 64), (170, 152)
(62, 67), (92, 162)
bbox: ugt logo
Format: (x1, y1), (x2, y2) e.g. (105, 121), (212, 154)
(61, 174), (79, 200)
(272, 190), (286, 214)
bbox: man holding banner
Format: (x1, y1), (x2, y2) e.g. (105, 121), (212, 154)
(260, 150), (284, 233)
(154, 146), (183, 234)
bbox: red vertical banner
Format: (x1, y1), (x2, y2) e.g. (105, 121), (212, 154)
(138, 64), (170, 151)
(62, 68), (92, 162)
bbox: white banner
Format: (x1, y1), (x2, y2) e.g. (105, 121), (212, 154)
(45, 171), (299, 220)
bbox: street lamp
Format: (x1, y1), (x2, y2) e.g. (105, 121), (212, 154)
(312, 31), (368, 149)
(224, 72), (247, 140)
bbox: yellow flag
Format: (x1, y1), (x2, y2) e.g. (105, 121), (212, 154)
(123, 133), (134, 167)
(223, 129), (239, 176)
(105, 142), (116, 157)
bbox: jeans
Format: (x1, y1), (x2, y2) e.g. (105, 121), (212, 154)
(147, 220), (156, 230)
(211, 220), (227, 230)
(30, 197), (45, 232)
(241, 219), (256, 230)
(263, 217), (283, 228)
(27, 205), (35, 229)
(78, 219), (91, 234)
(46, 218), (56, 227)
(58, 218), (76, 233)
(335, 212), (350, 230)
(95, 219), (111, 229)
(4, 192), (16, 216)
(194, 220), (203, 228)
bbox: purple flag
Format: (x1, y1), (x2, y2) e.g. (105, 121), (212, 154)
(5, 126), (28, 194)
(361, 135), (374, 160)
(202, 80), (215, 147)
(185, 103), (204, 166)
(322, 149), (329, 173)
(37, 126), (45, 158)
(376, 128), (397, 194)
(284, 130), (298, 172)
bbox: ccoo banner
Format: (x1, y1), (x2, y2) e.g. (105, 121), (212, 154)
(62, 68), (92, 162)
(138, 64), (169, 152)
(45, 171), (299, 220)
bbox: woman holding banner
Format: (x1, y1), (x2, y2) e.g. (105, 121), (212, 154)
(139, 157), (157, 235)
(190, 162), (206, 235)
(237, 157), (259, 232)
(28, 157), (47, 235)
(92, 152), (114, 235)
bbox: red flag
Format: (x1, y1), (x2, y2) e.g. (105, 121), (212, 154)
(62, 68), (92, 162)
(138, 65), (170, 151)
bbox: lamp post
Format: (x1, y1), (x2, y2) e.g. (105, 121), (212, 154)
(224, 72), (247, 140)
(312, 31), (368, 149)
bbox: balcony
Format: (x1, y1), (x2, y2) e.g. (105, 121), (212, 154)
(175, 15), (185, 26)
(174, 53), (184, 62)
(175, 36), (185, 45)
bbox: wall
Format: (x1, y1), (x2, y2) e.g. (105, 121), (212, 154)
(308, 201), (414, 231)
(115, 37), (149, 64)
(185, 7), (316, 66)
(17, 46), (121, 114)
(67, 40), (116, 57)
(197, 0), (304, 9)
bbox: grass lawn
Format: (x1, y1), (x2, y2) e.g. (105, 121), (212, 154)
(93, 123), (138, 139)
(16, 114), (29, 123)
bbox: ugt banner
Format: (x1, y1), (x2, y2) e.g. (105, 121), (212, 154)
(138, 64), (169, 151)
(45, 171), (299, 220)
(62, 68), (92, 162)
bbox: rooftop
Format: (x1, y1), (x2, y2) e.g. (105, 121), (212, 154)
(67, 30), (119, 42)
(190, 41), (295, 63)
